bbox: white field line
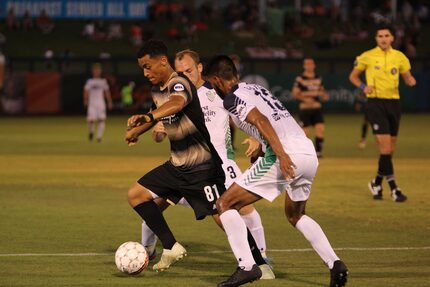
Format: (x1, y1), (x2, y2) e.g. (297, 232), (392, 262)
(0, 246), (429, 257)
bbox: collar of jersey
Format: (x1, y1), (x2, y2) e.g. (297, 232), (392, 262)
(160, 72), (178, 91)
(374, 46), (393, 55)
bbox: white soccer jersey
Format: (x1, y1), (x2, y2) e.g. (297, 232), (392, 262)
(198, 82), (240, 187)
(85, 78), (109, 120)
(223, 82), (315, 155)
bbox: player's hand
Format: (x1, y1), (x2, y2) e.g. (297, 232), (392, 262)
(108, 102), (113, 110)
(405, 77), (416, 87)
(241, 137), (261, 158)
(153, 122), (166, 134)
(127, 114), (152, 130)
(363, 85), (374, 94)
(279, 153), (296, 180)
(125, 129), (139, 146)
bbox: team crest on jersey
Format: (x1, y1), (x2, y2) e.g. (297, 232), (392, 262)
(374, 66), (380, 70)
(391, 68), (397, 75)
(173, 83), (185, 92)
(206, 90), (216, 102)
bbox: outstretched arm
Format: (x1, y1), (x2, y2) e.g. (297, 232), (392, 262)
(401, 71), (416, 87)
(245, 108), (296, 179)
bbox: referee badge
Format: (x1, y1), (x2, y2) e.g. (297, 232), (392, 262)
(391, 68), (398, 75)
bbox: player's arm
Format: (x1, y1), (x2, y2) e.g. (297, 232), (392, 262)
(245, 108), (296, 179)
(128, 94), (186, 128)
(349, 68), (373, 94)
(83, 89), (89, 107)
(241, 137), (262, 158)
(125, 118), (155, 146)
(319, 87), (329, 102)
(401, 70), (416, 87)
(104, 89), (113, 110)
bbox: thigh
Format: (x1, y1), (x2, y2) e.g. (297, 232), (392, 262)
(180, 168), (227, 220)
(298, 109), (312, 128)
(217, 183), (262, 212)
(137, 162), (183, 205)
(366, 100), (390, 135)
(312, 108), (324, 125)
(286, 154), (318, 202)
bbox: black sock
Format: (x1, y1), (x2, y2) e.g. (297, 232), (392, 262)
(315, 137), (324, 153)
(133, 201), (176, 249)
(386, 175), (398, 190)
(376, 154), (392, 185)
(247, 228), (265, 266)
(361, 122), (368, 140)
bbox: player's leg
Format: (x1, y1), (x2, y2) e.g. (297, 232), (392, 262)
(96, 120), (105, 142)
(239, 205), (267, 258)
(359, 116), (369, 149)
(216, 184), (263, 286)
(141, 197), (170, 260)
(284, 154), (347, 287)
(87, 120), (95, 141)
(298, 109), (311, 136)
(314, 123), (325, 157)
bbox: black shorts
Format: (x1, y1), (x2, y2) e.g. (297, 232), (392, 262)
(298, 108), (324, 127)
(138, 161), (226, 220)
(366, 98), (401, 136)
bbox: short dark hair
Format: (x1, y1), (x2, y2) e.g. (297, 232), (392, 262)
(205, 55), (238, 80)
(137, 39), (168, 59)
(374, 24), (395, 37)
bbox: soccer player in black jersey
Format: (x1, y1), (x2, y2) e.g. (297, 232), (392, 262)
(292, 58), (329, 158)
(125, 40), (267, 273)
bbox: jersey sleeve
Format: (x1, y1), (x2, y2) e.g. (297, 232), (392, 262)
(293, 76), (300, 89)
(84, 79), (90, 91)
(354, 53), (367, 71)
(167, 77), (192, 105)
(223, 90), (255, 122)
(398, 52), (411, 74)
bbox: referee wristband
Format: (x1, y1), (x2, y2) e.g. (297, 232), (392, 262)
(359, 83), (367, 91)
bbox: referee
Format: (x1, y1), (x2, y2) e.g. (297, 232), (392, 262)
(349, 25), (416, 202)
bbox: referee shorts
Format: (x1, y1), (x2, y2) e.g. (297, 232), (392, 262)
(138, 161), (226, 220)
(366, 98), (401, 136)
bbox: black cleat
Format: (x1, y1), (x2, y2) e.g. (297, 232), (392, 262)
(391, 188), (407, 202)
(330, 260), (348, 287)
(218, 264), (262, 287)
(88, 133), (94, 141)
(368, 180), (383, 200)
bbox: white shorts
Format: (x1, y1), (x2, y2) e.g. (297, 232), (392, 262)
(235, 153), (318, 202)
(87, 105), (106, 121)
(222, 159), (242, 189)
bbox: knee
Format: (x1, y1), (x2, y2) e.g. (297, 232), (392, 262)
(127, 184), (151, 206)
(216, 196), (234, 214)
(285, 211), (303, 227)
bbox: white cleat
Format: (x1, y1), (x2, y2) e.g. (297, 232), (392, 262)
(152, 242), (187, 272)
(259, 263), (275, 280)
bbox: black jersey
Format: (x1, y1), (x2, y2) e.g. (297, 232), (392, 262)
(293, 74), (324, 103)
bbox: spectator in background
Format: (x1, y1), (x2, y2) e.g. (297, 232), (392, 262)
(107, 21), (123, 40)
(94, 20), (107, 41)
(82, 20), (95, 39)
(36, 9), (55, 34)
(121, 81), (135, 112)
(6, 8), (20, 30)
(130, 22), (143, 47)
(22, 10), (33, 32)
(43, 48), (54, 70)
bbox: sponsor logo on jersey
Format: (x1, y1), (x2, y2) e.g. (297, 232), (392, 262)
(391, 68), (397, 75)
(173, 83), (185, 92)
(373, 124), (379, 131)
(236, 104), (247, 118)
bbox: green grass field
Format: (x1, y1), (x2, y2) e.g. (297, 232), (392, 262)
(1, 115), (430, 287)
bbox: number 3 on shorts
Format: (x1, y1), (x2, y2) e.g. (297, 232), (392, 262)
(226, 166), (237, 179)
(204, 184), (220, 202)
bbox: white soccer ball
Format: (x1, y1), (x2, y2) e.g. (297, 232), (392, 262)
(115, 241), (149, 274)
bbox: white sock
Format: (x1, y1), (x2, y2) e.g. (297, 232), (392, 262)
(88, 121), (95, 134)
(241, 209), (267, 254)
(220, 210), (256, 270)
(97, 121), (105, 140)
(141, 221), (157, 255)
(295, 215), (340, 269)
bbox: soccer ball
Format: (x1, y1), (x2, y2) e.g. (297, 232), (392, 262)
(115, 241), (149, 274)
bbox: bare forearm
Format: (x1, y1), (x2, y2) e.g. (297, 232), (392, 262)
(150, 97), (184, 120)
(254, 116), (287, 158)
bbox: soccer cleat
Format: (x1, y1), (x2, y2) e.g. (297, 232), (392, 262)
(330, 260), (348, 287)
(368, 180), (383, 200)
(259, 263), (275, 280)
(152, 242), (187, 272)
(391, 188), (407, 202)
(88, 133), (93, 141)
(217, 264), (262, 287)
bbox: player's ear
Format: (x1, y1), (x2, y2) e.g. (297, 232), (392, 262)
(160, 55), (168, 66)
(197, 63), (203, 74)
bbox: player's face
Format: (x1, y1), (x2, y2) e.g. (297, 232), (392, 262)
(138, 55), (167, 85)
(174, 55), (202, 86)
(375, 29), (394, 51)
(303, 59), (315, 73)
(92, 66), (102, 78)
